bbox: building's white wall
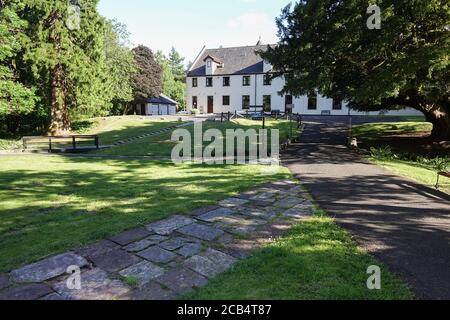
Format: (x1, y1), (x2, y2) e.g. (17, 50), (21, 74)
(144, 103), (177, 115)
(186, 74), (423, 117)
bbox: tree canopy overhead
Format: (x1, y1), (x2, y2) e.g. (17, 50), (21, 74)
(262, 0), (450, 140)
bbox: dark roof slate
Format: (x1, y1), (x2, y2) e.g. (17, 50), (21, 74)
(146, 95), (177, 105)
(187, 45), (272, 77)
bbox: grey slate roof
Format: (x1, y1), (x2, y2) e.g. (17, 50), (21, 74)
(187, 45), (273, 77)
(146, 94), (177, 105)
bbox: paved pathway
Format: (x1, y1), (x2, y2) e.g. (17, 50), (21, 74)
(0, 181), (314, 300)
(282, 116), (450, 300)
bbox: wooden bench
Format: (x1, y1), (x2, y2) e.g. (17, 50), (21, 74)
(436, 171), (450, 189)
(23, 135), (100, 153)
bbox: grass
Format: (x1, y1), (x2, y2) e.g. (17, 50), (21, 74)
(353, 121), (432, 140)
(0, 155), (289, 272)
(185, 212), (413, 300)
(352, 120), (449, 193)
(79, 116), (181, 145)
(0, 116), (180, 150)
(370, 157), (450, 194)
(0, 138), (21, 150)
(0, 131), (23, 150)
(93, 118), (298, 157)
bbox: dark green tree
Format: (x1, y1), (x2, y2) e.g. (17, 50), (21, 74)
(21, 0), (111, 134)
(131, 45), (162, 103)
(168, 47), (186, 82)
(156, 51), (186, 109)
(262, 0), (450, 140)
(0, 0), (37, 131)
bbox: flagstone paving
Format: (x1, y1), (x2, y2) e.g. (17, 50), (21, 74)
(0, 180), (315, 300)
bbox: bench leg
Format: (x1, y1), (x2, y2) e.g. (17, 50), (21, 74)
(436, 174), (440, 189)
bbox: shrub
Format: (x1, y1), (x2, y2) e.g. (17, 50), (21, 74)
(370, 146), (394, 160)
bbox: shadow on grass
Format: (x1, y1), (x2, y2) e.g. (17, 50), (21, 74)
(185, 216), (413, 300)
(0, 156), (289, 272)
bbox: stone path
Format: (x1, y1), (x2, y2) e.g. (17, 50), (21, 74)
(0, 180), (314, 300)
(282, 116), (450, 300)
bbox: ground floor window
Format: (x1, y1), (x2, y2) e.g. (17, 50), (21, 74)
(333, 99), (343, 110)
(263, 95), (271, 112)
(242, 95), (250, 109)
(285, 95), (293, 114)
(192, 96), (198, 109)
(308, 93), (317, 110)
(223, 96), (230, 106)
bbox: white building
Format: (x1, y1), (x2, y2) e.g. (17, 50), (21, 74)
(135, 94), (178, 116)
(186, 44), (422, 116)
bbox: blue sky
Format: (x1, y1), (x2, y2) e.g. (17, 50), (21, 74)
(97, 0), (290, 63)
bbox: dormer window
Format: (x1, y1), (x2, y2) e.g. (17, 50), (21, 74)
(203, 55), (222, 75)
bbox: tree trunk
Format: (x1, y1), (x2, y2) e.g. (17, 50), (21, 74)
(123, 102), (130, 116)
(49, 64), (70, 135)
(423, 104), (450, 141)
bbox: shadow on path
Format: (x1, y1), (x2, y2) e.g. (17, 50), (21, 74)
(282, 116), (450, 299)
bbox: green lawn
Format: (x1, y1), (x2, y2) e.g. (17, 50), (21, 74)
(0, 155), (289, 272)
(185, 212), (412, 300)
(0, 116), (180, 150)
(93, 119), (298, 157)
(353, 121), (432, 140)
(352, 120), (449, 194)
(79, 116), (181, 145)
(370, 157), (450, 194)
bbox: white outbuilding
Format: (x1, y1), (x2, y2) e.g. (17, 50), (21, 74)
(136, 94), (178, 116)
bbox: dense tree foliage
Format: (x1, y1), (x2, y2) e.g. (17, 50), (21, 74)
(262, 0), (450, 140)
(0, 1), (144, 135)
(104, 19), (137, 115)
(131, 45), (162, 103)
(156, 50), (186, 109)
(0, 0), (37, 132)
(21, 0), (113, 134)
(168, 47), (186, 83)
